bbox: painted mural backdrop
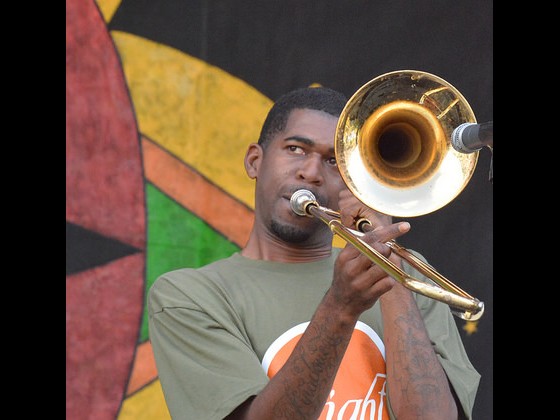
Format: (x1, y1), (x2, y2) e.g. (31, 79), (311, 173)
(66, 0), (493, 418)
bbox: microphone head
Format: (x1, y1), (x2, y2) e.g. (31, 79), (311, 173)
(451, 122), (481, 154)
(451, 122), (472, 153)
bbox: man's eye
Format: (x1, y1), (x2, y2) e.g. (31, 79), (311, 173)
(288, 145), (304, 154)
(327, 157), (338, 166)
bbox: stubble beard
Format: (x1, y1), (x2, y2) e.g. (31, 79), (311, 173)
(270, 216), (333, 245)
(270, 218), (314, 244)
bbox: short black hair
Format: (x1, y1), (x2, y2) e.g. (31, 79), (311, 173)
(257, 87), (348, 149)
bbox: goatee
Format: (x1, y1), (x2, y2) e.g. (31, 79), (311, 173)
(270, 219), (312, 244)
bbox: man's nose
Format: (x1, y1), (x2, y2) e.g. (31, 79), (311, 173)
(296, 154), (324, 185)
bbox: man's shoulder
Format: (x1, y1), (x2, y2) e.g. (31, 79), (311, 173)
(148, 254), (241, 311)
(154, 253), (240, 284)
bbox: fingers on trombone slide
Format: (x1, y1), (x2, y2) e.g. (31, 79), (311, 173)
(361, 221), (410, 243)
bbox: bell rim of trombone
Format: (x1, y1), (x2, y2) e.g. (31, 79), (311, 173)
(335, 70), (479, 218)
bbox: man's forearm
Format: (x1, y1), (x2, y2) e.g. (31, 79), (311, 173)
(380, 284), (458, 419)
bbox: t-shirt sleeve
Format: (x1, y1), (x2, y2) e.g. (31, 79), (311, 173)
(148, 271), (269, 420)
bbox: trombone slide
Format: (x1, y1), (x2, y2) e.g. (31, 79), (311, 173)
(291, 189), (484, 321)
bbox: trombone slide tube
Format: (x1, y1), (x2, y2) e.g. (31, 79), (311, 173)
(302, 200), (484, 321)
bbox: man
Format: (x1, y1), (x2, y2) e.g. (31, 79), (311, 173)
(148, 86), (480, 419)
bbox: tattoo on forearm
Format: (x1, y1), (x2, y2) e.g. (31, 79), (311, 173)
(389, 306), (448, 415)
(273, 320), (350, 419)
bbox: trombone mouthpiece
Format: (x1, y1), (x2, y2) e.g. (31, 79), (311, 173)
(290, 189), (316, 216)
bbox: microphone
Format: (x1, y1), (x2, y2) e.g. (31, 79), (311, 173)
(451, 121), (493, 154)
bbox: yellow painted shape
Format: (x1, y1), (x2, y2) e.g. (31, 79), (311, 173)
(118, 380), (171, 420)
(462, 320), (479, 335)
(111, 30), (271, 208)
(95, 0), (121, 23)
(333, 236), (346, 248)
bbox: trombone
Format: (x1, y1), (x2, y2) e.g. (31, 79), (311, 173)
(291, 70), (485, 321)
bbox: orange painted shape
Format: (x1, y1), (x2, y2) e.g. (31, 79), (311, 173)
(126, 341), (159, 396)
(142, 136), (254, 247)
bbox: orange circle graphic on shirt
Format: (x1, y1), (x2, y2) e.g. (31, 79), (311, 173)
(262, 321), (389, 420)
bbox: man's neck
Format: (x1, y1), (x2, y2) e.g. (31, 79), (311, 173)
(241, 229), (333, 263)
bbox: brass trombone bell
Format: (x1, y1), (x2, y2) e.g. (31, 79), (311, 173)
(335, 70), (479, 217)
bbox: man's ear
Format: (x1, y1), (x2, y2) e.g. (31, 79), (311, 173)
(244, 143), (262, 179)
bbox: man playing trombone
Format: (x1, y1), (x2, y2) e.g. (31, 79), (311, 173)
(148, 85), (481, 419)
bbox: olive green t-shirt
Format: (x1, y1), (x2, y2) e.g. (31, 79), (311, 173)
(148, 249), (480, 419)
